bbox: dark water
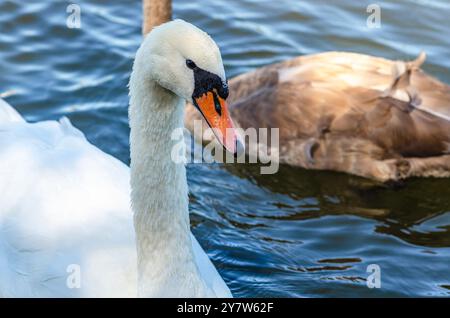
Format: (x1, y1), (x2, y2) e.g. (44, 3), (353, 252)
(1, 0), (449, 297)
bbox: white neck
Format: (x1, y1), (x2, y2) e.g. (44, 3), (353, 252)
(129, 67), (208, 297)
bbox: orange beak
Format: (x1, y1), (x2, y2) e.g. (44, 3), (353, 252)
(193, 90), (241, 155)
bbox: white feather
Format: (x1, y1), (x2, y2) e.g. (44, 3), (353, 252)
(0, 99), (230, 298)
(0, 20), (231, 298)
(0, 98), (24, 124)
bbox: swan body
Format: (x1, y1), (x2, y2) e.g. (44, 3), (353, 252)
(0, 112), (136, 297)
(140, 0), (450, 182)
(0, 20), (233, 297)
(185, 51), (450, 182)
(0, 98), (24, 123)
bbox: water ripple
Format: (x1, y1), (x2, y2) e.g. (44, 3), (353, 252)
(1, 0), (449, 297)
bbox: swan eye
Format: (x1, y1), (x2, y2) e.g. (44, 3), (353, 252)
(186, 59), (197, 70)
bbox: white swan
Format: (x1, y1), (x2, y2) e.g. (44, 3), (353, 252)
(0, 20), (239, 297)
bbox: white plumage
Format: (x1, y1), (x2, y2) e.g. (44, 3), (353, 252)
(0, 98), (230, 297)
(0, 20), (232, 297)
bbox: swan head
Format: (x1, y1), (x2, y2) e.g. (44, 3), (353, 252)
(135, 19), (242, 155)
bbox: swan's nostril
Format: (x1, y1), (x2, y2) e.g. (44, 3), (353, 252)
(212, 92), (222, 116)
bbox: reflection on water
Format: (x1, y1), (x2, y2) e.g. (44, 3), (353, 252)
(226, 163), (450, 248)
(1, 0), (449, 297)
(195, 163), (450, 296)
